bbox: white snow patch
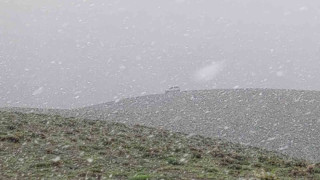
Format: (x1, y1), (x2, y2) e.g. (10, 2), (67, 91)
(194, 61), (225, 82)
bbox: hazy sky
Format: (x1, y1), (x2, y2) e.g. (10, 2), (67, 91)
(1, 0), (320, 108)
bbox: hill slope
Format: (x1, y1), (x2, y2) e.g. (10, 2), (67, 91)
(2, 89), (320, 163)
(74, 89), (320, 163)
(1, 111), (320, 179)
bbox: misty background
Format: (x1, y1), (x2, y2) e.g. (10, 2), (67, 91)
(1, 0), (320, 109)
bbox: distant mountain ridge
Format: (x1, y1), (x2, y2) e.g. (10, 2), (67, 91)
(2, 88), (320, 162)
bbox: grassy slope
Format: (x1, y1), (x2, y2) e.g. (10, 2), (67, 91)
(0, 111), (320, 180)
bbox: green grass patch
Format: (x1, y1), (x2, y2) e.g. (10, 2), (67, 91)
(0, 111), (318, 179)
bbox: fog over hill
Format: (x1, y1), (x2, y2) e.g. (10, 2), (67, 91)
(1, 0), (320, 108)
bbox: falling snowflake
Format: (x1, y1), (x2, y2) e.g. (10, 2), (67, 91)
(32, 87), (44, 96)
(194, 61), (225, 82)
(276, 71), (284, 77)
(52, 156), (61, 162)
(87, 158), (93, 163)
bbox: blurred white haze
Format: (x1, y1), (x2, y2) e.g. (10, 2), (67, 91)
(194, 61), (225, 82)
(1, 0), (320, 108)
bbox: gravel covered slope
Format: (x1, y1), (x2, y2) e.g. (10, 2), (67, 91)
(75, 89), (320, 162)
